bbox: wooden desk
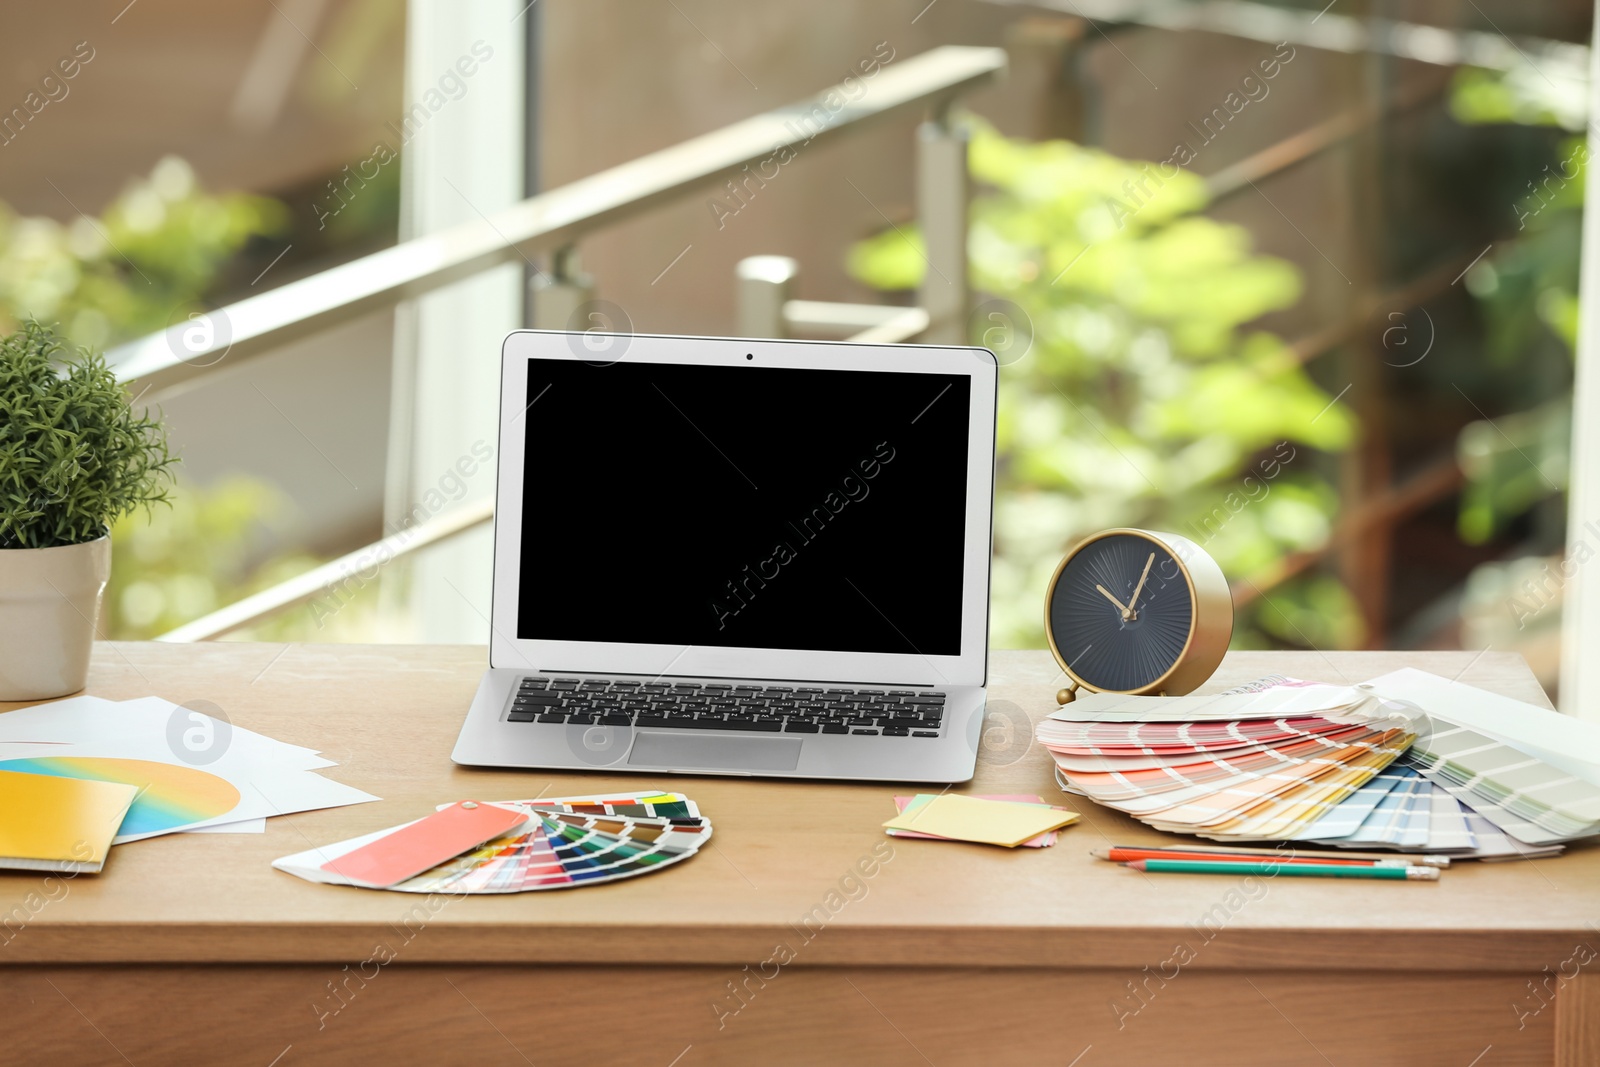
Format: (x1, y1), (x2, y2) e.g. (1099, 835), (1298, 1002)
(1, 645), (1595, 1066)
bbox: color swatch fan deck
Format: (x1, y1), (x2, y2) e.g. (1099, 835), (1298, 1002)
(1035, 673), (1600, 859)
(273, 792), (711, 893)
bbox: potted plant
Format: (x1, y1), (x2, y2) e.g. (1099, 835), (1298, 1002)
(0, 321), (175, 700)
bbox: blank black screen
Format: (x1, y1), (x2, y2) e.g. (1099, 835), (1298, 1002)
(515, 358), (971, 655)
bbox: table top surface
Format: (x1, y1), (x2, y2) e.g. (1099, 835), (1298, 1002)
(1, 643), (1594, 970)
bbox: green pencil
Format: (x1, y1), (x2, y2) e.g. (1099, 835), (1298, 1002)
(1128, 859), (1440, 881)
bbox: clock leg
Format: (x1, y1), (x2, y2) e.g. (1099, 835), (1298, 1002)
(1056, 682), (1079, 706)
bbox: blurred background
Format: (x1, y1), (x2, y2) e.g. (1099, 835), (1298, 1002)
(0, 0), (1588, 694)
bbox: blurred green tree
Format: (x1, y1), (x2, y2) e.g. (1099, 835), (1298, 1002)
(105, 478), (310, 639)
(849, 118), (1360, 649)
(1445, 66), (1584, 682)
(0, 156), (286, 351)
(1449, 67), (1582, 545)
(105, 476), (386, 641)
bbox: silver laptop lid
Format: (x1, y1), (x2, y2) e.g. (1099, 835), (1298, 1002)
(489, 331), (996, 688)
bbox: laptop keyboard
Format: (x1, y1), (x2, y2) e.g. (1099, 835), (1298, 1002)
(505, 677), (945, 737)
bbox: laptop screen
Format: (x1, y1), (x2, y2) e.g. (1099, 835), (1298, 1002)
(515, 358), (972, 656)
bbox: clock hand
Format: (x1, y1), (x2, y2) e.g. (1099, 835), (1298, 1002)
(1095, 584), (1130, 615)
(1126, 553), (1156, 618)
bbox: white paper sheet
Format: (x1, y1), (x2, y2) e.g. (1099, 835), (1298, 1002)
(0, 696), (376, 841)
(0, 696), (333, 770)
(183, 818), (267, 834)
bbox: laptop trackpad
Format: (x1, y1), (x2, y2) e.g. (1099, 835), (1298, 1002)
(628, 731), (801, 772)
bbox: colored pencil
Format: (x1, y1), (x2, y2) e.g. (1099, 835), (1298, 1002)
(1091, 847), (1414, 868)
(1106, 842), (1451, 868)
(1126, 859), (1440, 880)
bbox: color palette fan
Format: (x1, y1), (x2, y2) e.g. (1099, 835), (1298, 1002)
(273, 791), (711, 893)
(1035, 673), (1600, 859)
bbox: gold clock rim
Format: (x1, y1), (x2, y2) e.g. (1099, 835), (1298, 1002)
(1043, 527), (1227, 698)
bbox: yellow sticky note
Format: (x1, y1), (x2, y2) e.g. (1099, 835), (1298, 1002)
(882, 794), (1079, 848)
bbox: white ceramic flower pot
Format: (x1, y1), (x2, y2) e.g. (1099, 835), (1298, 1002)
(0, 536), (111, 701)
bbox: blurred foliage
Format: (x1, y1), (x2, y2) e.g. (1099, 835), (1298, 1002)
(1450, 70), (1582, 545)
(106, 476), (385, 641)
(107, 478), (307, 638)
(0, 156), (286, 352)
(850, 118), (1359, 649)
(322, 159), (403, 244)
(1450, 66), (1588, 133)
(1458, 398), (1571, 545)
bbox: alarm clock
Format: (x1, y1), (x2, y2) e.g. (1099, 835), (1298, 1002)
(1044, 528), (1233, 704)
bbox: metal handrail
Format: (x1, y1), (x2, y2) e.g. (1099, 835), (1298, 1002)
(148, 17), (1474, 642)
(157, 497), (493, 642)
(154, 316), (924, 641)
(151, 16), (1455, 642)
(990, 0), (1588, 82)
(108, 45), (1006, 396)
(784, 300), (923, 334)
(840, 307), (931, 345)
(150, 48), (1003, 641)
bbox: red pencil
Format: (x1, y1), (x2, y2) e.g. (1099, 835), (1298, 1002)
(1090, 846), (1418, 868)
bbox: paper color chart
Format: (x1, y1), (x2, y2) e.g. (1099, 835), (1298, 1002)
(1037, 674), (1596, 859)
(274, 792), (713, 894)
(512, 792), (699, 819)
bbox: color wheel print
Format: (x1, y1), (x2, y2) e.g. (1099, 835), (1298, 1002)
(0, 757), (241, 837)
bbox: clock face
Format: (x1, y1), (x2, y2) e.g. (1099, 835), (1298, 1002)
(1047, 532), (1195, 692)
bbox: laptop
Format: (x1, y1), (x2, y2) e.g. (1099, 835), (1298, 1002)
(450, 329), (997, 783)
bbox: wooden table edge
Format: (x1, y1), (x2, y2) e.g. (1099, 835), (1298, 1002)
(3, 922), (1594, 970)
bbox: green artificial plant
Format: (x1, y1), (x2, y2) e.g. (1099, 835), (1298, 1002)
(0, 320), (176, 550)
